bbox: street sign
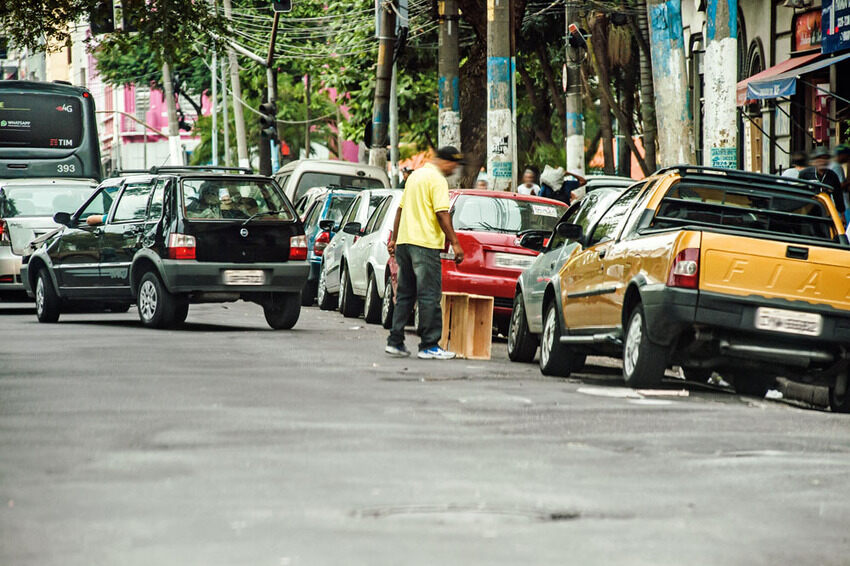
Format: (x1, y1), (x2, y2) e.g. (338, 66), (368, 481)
(823, 0), (850, 54)
(272, 0), (292, 12)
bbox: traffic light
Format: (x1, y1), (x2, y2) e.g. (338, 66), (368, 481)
(259, 102), (278, 139)
(272, 0), (292, 12)
(90, 0), (115, 35)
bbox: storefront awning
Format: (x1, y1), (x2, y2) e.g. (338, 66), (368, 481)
(738, 51), (850, 105)
(736, 53), (820, 106)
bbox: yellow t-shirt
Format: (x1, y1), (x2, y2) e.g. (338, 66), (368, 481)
(396, 163), (451, 249)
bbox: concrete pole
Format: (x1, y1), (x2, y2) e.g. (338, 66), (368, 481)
(305, 73), (311, 158)
(222, 0), (250, 169)
(389, 62), (399, 187)
(111, 85), (121, 172)
(369, 0), (397, 170)
(161, 59), (184, 165)
(487, 0), (514, 191)
(564, 4), (584, 176)
(221, 58), (230, 166)
(704, 0), (738, 168)
(437, 0), (461, 152)
(646, 0), (695, 166)
(211, 49), (218, 166)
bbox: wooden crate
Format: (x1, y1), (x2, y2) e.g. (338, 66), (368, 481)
(439, 292), (494, 360)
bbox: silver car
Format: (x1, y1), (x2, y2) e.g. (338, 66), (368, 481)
(507, 186), (627, 363)
(0, 178), (97, 297)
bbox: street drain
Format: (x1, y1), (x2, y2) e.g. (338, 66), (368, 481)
(353, 504), (581, 524)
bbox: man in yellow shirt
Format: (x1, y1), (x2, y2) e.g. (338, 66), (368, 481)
(386, 146), (465, 359)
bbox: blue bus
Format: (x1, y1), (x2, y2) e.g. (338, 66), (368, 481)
(0, 81), (102, 181)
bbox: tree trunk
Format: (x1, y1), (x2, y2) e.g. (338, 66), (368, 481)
(516, 59), (553, 144)
(632, 0), (658, 172)
(588, 14), (615, 174)
(161, 58), (183, 165)
(618, 44), (637, 178)
(534, 43), (566, 137)
(459, 40), (487, 187)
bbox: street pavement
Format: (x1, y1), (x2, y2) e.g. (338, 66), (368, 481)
(1, 299), (849, 566)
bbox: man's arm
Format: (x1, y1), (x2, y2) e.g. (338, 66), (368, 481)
(436, 211), (464, 264)
(566, 170), (587, 187)
(387, 207), (402, 256)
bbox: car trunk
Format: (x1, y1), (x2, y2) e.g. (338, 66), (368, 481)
(185, 221), (293, 263)
(452, 231), (538, 277)
(5, 217), (60, 256)
(699, 231), (850, 312)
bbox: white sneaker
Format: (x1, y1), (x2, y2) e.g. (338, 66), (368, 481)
(385, 344), (411, 357)
(417, 346), (456, 360)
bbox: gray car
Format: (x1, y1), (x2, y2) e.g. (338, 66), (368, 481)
(507, 186), (627, 363)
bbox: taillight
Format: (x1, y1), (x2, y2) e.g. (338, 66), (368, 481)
(313, 231), (330, 256)
(290, 235), (308, 260)
(167, 233), (196, 260)
(0, 220), (8, 244)
(667, 248), (699, 289)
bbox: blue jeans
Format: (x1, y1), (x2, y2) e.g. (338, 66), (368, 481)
(388, 244), (443, 351)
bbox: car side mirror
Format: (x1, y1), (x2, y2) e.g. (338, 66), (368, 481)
(318, 219), (335, 232)
(342, 221), (362, 235)
(518, 232), (545, 251)
(53, 212), (73, 226)
(556, 222), (583, 240)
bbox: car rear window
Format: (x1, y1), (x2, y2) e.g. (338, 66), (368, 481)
(651, 184), (838, 242)
(452, 195), (564, 233)
(182, 179), (295, 221)
(325, 194), (355, 224)
(294, 173), (384, 201)
(0, 184), (95, 217)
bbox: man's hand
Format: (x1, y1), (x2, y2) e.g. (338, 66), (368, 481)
(451, 241), (464, 264)
(387, 240), (396, 257)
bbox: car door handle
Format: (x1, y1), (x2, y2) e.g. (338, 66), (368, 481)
(122, 229), (139, 237)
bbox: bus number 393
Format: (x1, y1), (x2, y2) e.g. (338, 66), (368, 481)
(57, 164), (77, 173)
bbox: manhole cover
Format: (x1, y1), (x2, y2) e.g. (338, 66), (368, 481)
(353, 504), (580, 524)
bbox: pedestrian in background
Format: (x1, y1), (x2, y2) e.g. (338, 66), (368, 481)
(517, 168), (540, 195)
(781, 151), (810, 179)
(832, 145), (850, 225)
(386, 146), (465, 360)
(475, 178), (489, 190)
(801, 147), (845, 217)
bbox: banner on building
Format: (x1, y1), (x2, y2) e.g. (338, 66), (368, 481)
(823, 0), (850, 54)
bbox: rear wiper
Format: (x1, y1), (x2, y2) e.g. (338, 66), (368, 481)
(467, 221), (515, 233)
(242, 210), (282, 226)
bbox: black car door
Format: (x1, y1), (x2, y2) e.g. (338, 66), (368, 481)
(99, 180), (156, 295)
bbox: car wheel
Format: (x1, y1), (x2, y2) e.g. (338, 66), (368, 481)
(571, 353), (587, 373)
(363, 273), (382, 324)
(622, 304), (667, 388)
(264, 292), (301, 330)
(381, 276), (394, 330)
(539, 302), (572, 377)
(317, 264), (337, 311)
(829, 371), (850, 413)
(173, 300), (190, 325)
(35, 269), (61, 323)
(729, 372), (775, 398)
(301, 279), (317, 306)
(338, 264), (363, 318)
(507, 293), (538, 363)
(137, 271), (178, 329)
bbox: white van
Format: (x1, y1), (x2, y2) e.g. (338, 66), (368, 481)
(274, 160), (390, 205)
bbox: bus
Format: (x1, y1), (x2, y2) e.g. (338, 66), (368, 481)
(0, 81), (102, 181)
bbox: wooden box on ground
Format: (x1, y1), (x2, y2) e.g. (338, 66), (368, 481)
(439, 292), (494, 360)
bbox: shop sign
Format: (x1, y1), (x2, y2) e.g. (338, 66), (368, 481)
(823, 0), (850, 54)
(793, 10), (823, 52)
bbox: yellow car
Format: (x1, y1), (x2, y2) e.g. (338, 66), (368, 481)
(539, 166), (850, 412)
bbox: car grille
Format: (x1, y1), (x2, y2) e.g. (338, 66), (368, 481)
(493, 297), (514, 309)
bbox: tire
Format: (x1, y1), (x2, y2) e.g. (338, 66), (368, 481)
(173, 300), (189, 325)
(622, 304), (667, 388)
(301, 279), (317, 306)
(264, 292), (301, 329)
(507, 293), (538, 363)
(829, 371), (850, 413)
(317, 263), (337, 311)
(381, 276), (394, 330)
(539, 302), (573, 377)
(363, 273), (382, 324)
(338, 264), (363, 318)
(35, 269), (61, 323)
(729, 373), (775, 398)
(571, 353), (588, 373)
(136, 271), (179, 329)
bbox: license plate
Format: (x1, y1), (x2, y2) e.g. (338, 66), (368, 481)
(492, 252), (536, 270)
(755, 307), (822, 337)
(223, 270), (265, 285)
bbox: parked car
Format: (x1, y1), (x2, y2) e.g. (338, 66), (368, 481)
(316, 189), (397, 311)
(537, 165), (850, 412)
(299, 188), (361, 305)
(21, 168), (309, 329)
(334, 189), (402, 321)
(508, 185), (628, 363)
(0, 178), (98, 297)
(274, 159), (390, 205)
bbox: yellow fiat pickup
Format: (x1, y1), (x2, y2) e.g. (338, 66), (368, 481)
(538, 166), (850, 412)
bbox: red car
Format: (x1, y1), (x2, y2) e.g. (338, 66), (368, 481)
(387, 190), (567, 334)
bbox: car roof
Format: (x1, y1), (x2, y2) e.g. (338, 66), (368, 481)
(0, 178), (98, 189)
(274, 159), (389, 179)
(450, 189), (568, 205)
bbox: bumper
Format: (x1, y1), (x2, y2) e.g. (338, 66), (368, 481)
(159, 260), (310, 294)
(0, 247), (24, 291)
(442, 269), (517, 316)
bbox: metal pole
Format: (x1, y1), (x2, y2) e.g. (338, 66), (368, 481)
(704, 0), (738, 169)
(111, 85), (121, 172)
(486, 0), (514, 191)
(565, 2), (584, 176)
(437, 0), (461, 152)
(389, 62), (399, 187)
(221, 57), (230, 166)
(305, 73), (311, 158)
(369, 0), (397, 170)
(223, 0), (250, 168)
(211, 49), (218, 166)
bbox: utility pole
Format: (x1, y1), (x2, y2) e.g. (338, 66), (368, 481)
(305, 73), (311, 158)
(389, 62), (399, 186)
(564, 9), (584, 177)
(161, 59), (184, 165)
(704, 0), (737, 169)
(437, 0), (461, 152)
(221, 57), (231, 166)
(486, 0), (514, 191)
(211, 49), (218, 165)
(222, 0), (250, 169)
(646, 0), (695, 166)
(111, 85), (121, 172)
(369, 0), (397, 169)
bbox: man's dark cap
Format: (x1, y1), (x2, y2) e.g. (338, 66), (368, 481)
(810, 146), (831, 159)
(436, 146), (465, 163)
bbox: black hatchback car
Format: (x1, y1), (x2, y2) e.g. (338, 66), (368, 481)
(21, 168), (309, 329)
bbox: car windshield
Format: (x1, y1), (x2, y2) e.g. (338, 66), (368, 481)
(294, 173), (384, 201)
(452, 195), (564, 233)
(0, 185), (95, 218)
(325, 194), (356, 224)
(182, 179), (295, 221)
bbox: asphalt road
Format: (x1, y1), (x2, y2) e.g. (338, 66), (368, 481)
(1, 299), (849, 566)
